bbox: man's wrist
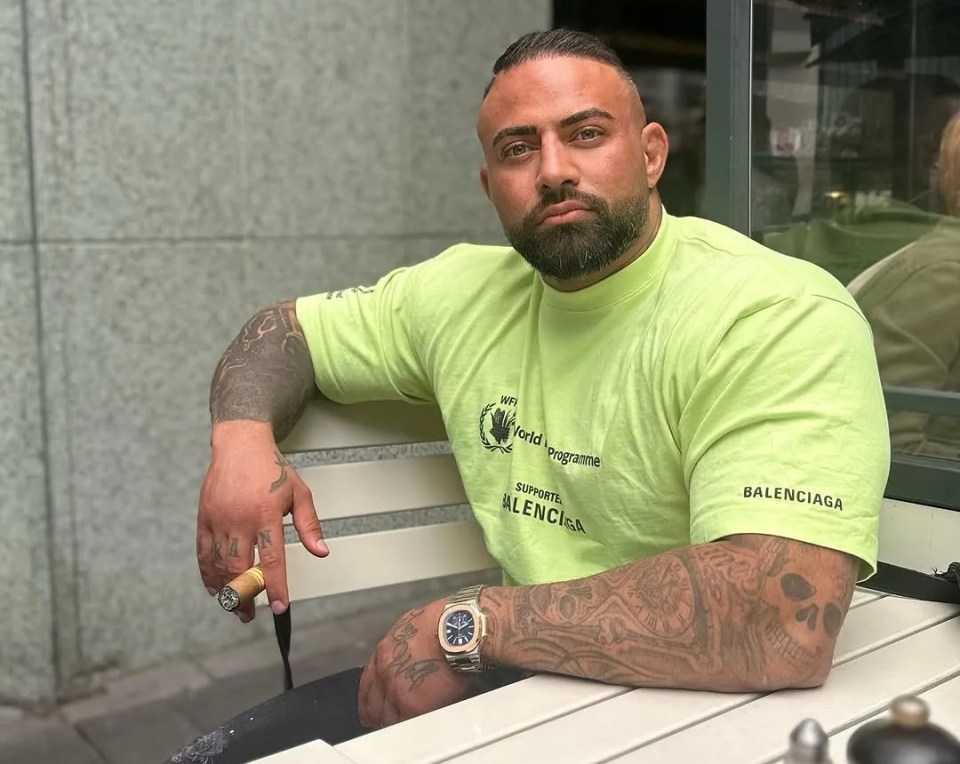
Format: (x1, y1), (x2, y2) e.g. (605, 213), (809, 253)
(210, 420), (276, 450)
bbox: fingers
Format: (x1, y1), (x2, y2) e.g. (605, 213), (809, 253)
(257, 518), (289, 615)
(291, 481), (329, 558)
(196, 525), (219, 596)
(213, 533), (256, 622)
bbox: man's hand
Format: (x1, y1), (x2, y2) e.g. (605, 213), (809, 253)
(358, 600), (471, 729)
(196, 420), (328, 621)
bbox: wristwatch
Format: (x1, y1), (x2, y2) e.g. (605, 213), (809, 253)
(437, 584), (490, 673)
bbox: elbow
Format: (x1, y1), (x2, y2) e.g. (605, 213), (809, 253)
(756, 645), (834, 691)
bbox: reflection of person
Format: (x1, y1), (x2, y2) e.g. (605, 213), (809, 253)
(180, 30), (888, 758)
(848, 111), (960, 459)
(766, 75), (960, 285)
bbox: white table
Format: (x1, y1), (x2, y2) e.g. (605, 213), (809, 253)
(253, 590), (960, 764)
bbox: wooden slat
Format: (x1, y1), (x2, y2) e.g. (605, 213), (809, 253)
(279, 400), (447, 453)
(338, 676), (630, 764)
(282, 454), (467, 524)
(249, 739), (361, 764)
(256, 521), (497, 605)
(818, 673), (960, 764)
(849, 588), (883, 608)
(338, 596), (959, 764)
(878, 498), (960, 574)
(610, 614), (960, 763)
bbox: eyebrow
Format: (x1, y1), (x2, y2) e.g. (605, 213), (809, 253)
(491, 107), (615, 148)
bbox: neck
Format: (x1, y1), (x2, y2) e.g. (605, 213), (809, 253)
(544, 195), (663, 293)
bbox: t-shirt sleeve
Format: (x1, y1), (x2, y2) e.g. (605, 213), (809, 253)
(294, 265), (434, 404)
(681, 294), (890, 580)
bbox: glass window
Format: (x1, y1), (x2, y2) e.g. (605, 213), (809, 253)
(753, 0), (960, 467)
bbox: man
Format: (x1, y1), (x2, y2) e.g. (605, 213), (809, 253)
(191, 28), (889, 755)
(848, 110), (960, 459)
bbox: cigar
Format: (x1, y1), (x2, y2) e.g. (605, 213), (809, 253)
(217, 565), (266, 612)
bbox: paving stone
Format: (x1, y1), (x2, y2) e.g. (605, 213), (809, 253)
(77, 700), (202, 764)
(0, 716), (104, 764)
(169, 664), (286, 734)
(61, 660), (211, 724)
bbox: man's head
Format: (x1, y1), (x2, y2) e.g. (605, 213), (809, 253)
(476, 30), (669, 289)
(937, 110), (960, 218)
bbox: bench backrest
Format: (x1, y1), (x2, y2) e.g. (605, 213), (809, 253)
(254, 398), (497, 607)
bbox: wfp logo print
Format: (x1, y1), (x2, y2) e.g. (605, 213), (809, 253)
(479, 398), (516, 453)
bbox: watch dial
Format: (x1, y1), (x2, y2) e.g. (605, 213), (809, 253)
(444, 609), (476, 647)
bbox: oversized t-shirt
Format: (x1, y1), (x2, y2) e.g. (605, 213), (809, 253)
(296, 211), (890, 584)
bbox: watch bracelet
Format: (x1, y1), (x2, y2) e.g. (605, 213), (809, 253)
(445, 584), (491, 671)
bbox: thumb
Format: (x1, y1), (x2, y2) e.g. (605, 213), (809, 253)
(291, 483), (329, 557)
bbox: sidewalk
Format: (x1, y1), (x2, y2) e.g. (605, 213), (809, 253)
(0, 591), (425, 764)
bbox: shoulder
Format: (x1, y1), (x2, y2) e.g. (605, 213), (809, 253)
(666, 215), (866, 329)
(408, 242), (532, 293)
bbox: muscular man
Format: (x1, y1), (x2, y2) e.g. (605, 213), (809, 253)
(188, 28), (889, 756)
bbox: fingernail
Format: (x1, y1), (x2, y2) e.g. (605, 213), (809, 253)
(236, 612), (251, 623)
(206, 587), (217, 596)
(270, 600), (287, 615)
(318, 541), (330, 555)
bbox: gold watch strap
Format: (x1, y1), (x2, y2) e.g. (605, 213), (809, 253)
(449, 584), (485, 606)
(443, 585), (490, 673)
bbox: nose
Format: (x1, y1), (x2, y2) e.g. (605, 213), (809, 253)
(535, 135), (580, 191)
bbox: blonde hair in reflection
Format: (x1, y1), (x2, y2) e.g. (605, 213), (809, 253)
(939, 111), (960, 217)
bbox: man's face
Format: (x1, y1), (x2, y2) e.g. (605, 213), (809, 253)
(477, 56), (668, 284)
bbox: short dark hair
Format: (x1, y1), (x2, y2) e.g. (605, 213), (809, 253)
(483, 29), (636, 99)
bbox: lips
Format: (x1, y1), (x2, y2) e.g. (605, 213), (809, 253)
(536, 200), (591, 224)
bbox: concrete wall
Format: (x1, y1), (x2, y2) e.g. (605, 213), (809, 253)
(0, 0), (550, 704)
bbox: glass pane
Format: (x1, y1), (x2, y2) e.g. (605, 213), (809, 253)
(753, 0), (960, 463)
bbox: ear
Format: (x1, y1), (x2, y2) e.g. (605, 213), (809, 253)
(479, 165), (491, 200)
(642, 123), (670, 188)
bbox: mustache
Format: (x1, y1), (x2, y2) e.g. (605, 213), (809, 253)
(526, 188), (606, 222)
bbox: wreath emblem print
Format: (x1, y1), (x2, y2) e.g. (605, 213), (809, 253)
(478, 402), (516, 453)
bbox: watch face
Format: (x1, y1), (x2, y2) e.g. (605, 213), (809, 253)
(443, 608), (476, 648)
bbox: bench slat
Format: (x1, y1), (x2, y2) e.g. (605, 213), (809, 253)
(249, 739), (360, 764)
(279, 400), (447, 453)
(611, 614), (960, 763)
(284, 454), (467, 523)
(257, 520), (497, 605)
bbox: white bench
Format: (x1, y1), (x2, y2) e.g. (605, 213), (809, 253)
(254, 398), (498, 610)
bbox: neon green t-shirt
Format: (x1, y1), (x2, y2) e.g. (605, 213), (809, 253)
(296, 211), (890, 584)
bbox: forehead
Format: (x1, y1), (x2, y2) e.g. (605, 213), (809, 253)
(477, 56), (632, 142)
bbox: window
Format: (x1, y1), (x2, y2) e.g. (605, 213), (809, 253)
(746, 0), (960, 507)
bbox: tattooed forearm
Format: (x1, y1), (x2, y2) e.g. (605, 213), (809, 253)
(209, 301), (316, 440)
(480, 535), (857, 692)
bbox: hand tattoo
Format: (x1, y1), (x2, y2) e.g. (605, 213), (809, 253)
(387, 610), (442, 690)
(270, 450), (289, 493)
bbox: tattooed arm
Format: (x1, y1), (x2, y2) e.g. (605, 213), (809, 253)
(197, 301), (328, 619)
(209, 300), (318, 440)
(479, 535), (858, 691)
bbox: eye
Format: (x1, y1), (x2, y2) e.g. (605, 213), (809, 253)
(503, 143), (530, 159)
(575, 127), (603, 141)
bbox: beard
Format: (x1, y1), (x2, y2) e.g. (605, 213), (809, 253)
(505, 188), (649, 281)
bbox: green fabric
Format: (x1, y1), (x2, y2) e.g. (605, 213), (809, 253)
(850, 220), (960, 459)
(297, 212), (889, 583)
(765, 200), (942, 286)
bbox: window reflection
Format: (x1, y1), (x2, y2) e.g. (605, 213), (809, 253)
(754, 0), (960, 461)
